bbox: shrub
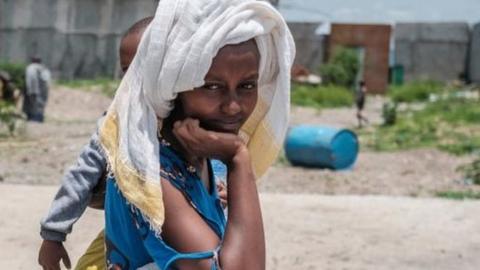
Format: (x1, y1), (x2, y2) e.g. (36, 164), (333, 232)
(0, 100), (23, 136)
(382, 101), (397, 126)
(0, 62), (27, 91)
(291, 84), (353, 109)
(319, 47), (359, 88)
(319, 64), (349, 87)
(457, 155), (480, 185)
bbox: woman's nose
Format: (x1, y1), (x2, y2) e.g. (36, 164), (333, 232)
(222, 94), (242, 115)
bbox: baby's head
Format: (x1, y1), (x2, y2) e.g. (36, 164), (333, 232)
(119, 17), (153, 72)
(175, 39), (260, 134)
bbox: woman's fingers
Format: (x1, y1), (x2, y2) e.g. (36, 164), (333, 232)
(172, 118), (245, 161)
(173, 121), (192, 151)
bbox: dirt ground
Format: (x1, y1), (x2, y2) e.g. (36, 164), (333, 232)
(1, 184), (480, 270)
(0, 87), (474, 196)
(0, 86), (479, 269)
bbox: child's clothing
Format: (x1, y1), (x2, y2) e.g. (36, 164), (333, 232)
(40, 119), (107, 242)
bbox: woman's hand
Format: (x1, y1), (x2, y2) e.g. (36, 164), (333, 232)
(172, 118), (245, 164)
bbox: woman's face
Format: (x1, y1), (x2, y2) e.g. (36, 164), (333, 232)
(178, 40), (259, 134)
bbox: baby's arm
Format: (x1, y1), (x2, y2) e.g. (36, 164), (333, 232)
(38, 118), (107, 269)
(40, 126), (107, 241)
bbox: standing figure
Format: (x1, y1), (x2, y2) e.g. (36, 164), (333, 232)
(99, 0), (295, 269)
(355, 80), (369, 128)
(24, 56), (50, 122)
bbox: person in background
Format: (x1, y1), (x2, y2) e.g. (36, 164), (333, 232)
(24, 56), (50, 122)
(355, 80), (369, 128)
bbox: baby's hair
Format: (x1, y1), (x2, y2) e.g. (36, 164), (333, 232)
(123, 16), (154, 40)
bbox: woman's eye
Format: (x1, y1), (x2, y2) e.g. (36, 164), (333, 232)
(202, 83), (221, 91)
(241, 82), (257, 90)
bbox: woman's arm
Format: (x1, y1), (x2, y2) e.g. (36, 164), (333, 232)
(158, 118), (265, 270)
(159, 177), (222, 270)
(219, 145), (265, 270)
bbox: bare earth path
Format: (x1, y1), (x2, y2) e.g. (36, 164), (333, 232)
(1, 184), (479, 270)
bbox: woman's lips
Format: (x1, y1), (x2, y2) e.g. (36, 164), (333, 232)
(218, 121), (242, 130)
(205, 119), (243, 133)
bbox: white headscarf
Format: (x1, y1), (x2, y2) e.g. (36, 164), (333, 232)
(100, 0), (295, 229)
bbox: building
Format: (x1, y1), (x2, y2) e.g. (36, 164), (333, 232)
(329, 23), (392, 94)
(468, 23), (480, 84)
(394, 23), (470, 82)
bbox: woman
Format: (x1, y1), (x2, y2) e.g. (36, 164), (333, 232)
(99, 0), (294, 269)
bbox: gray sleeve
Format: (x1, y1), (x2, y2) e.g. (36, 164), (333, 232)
(40, 125), (107, 242)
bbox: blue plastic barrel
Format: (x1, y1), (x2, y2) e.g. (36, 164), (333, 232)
(284, 125), (359, 170)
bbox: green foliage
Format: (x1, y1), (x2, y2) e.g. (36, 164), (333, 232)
(57, 78), (120, 98)
(436, 190), (480, 200)
(319, 47), (360, 88)
(319, 64), (349, 87)
(0, 62), (27, 91)
(388, 80), (444, 103)
(291, 84), (354, 109)
(360, 98), (480, 155)
(457, 155), (480, 185)
(0, 101), (23, 136)
(382, 101), (398, 126)
(439, 136), (480, 156)
(416, 98), (480, 125)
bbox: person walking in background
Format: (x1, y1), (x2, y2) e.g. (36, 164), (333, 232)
(24, 56), (50, 122)
(355, 80), (369, 128)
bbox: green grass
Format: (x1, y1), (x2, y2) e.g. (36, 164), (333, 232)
(456, 155), (480, 185)
(291, 84), (353, 109)
(359, 97), (480, 155)
(388, 80), (444, 103)
(57, 77), (120, 98)
(436, 190), (480, 200)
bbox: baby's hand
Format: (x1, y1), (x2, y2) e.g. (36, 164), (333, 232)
(172, 118), (244, 164)
(38, 240), (71, 270)
(217, 181), (228, 208)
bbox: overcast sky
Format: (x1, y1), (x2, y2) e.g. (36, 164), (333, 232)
(278, 0), (480, 25)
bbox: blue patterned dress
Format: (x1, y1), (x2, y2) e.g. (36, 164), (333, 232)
(104, 142), (227, 269)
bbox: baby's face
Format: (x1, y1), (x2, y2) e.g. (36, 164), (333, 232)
(119, 34), (141, 73)
(178, 40), (259, 134)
